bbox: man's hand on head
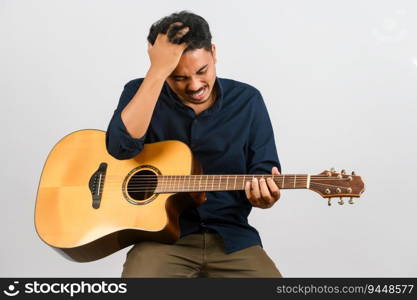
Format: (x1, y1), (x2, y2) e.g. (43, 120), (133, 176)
(245, 167), (281, 209)
(147, 22), (190, 78)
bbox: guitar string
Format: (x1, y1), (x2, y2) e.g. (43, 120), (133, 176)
(88, 175), (355, 190)
(101, 174), (357, 178)
(101, 177), (352, 184)
(101, 175), (354, 182)
(104, 177), (350, 181)
(102, 180), (352, 189)
(102, 178), (352, 185)
(102, 181), (353, 192)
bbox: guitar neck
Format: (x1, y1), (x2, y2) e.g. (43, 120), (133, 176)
(154, 174), (310, 193)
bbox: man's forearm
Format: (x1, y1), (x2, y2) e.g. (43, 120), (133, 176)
(121, 68), (168, 139)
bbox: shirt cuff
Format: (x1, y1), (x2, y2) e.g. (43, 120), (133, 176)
(106, 110), (146, 159)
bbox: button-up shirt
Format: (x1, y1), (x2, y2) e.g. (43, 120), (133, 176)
(106, 76), (281, 253)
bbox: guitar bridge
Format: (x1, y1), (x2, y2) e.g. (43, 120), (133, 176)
(89, 162), (107, 209)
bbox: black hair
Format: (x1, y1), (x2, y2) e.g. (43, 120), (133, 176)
(147, 10), (212, 52)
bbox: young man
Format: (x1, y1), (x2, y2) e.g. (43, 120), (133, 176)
(106, 11), (282, 277)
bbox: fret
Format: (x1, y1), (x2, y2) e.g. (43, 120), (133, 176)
(226, 176), (229, 191)
(194, 175), (196, 192)
(293, 175), (296, 188)
(234, 176), (237, 190)
(199, 175), (201, 192)
(218, 175), (221, 190)
(162, 175), (165, 192)
(202, 175), (205, 191)
(211, 175), (214, 191)
(306, 175), (310, 188)
(281, 175), (285, 189)
(181, 175), (184, 192)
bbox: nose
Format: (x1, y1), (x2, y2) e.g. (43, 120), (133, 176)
(187, 77), (203, 93)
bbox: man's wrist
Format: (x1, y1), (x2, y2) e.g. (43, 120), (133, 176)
(146, 66), (170, 81)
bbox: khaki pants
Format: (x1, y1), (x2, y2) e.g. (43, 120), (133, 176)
(121, 231), (282, 278)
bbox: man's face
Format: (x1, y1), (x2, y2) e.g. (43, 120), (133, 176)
(166, 45), (217, 105)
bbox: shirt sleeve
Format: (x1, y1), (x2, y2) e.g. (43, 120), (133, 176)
(246, 91), (282, 174)
(105, 79), (146, 160)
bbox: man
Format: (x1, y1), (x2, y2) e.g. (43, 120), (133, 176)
(106, 11), (282, 277)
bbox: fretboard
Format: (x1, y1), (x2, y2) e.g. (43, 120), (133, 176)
(154, 174), (310, 193)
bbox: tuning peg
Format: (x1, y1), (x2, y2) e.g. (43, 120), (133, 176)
(338, 197), (344, 205)
(341, 169), (346, 175)
(351, 171), (356, 176)
(330, 167), (335, 172)
(349, 197), (354, 204)
(328, 198), (332, 206)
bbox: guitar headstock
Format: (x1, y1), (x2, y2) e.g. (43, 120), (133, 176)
(309, 168), (365, 206)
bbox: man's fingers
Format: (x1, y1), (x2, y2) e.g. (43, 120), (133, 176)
(167, 21), (184, 31)
(176, 26), (189, 37)
(167, 22), (189, 44)
(244, 181), (251, 200)
(246, 181), (260, 206)
(246, 178), (278, 208)
(154, 32), (167, 45)
(168, 25), (188, 38)
(259, 178), (272, 202)
(251, 178), (260, 200)
(267, 177), (280, 199)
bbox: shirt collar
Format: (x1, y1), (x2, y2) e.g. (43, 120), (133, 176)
(163, 77), (223, 117)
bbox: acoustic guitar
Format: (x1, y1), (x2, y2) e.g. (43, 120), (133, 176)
(35, 129), (365, 262)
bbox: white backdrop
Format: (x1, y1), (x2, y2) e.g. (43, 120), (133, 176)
(1, 0), (416, 277)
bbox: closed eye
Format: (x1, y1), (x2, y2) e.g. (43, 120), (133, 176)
(171, 65), (208, 81)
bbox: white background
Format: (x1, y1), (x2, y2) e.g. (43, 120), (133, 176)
(1, 0), (416, 277)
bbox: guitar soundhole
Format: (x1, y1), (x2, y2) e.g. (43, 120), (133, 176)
(126, 169), (157, 202)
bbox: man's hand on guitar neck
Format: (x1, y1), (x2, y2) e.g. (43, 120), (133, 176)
(245, 167), (281, 209)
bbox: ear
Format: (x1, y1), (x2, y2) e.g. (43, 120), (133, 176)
(211, 44), (217, 64)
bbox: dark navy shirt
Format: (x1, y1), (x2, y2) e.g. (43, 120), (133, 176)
(105, 76), (281, 254)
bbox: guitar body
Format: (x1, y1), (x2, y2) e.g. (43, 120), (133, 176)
(35, 129), (205, 262)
